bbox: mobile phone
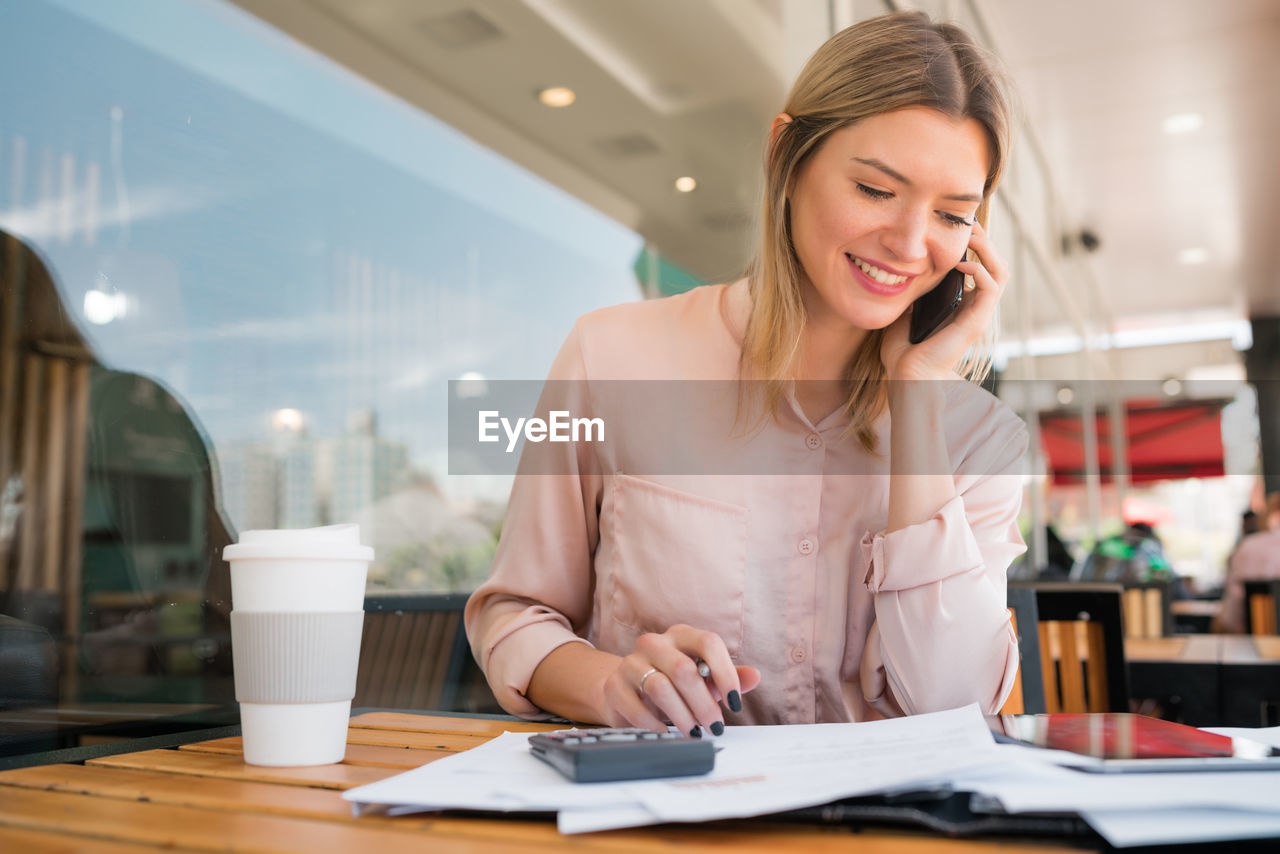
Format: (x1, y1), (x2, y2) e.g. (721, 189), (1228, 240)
(908, 267), (966, 344)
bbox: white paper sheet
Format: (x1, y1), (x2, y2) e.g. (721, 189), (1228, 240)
(1081, 808), (1280, 848)
(1204, 725), (1280, 749)
(954, 758), (1280, 814)
(950, 737), (1280, 847)
(343, 704), (1004, 832)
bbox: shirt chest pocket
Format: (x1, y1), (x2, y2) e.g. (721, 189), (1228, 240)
(606, 473), (748, 657)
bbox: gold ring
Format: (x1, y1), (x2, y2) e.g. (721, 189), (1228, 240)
(638, 667), (659, 696)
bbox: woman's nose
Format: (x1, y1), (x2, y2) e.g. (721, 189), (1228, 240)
(879, 211), (929, 263)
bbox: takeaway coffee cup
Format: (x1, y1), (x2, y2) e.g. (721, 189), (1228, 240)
(223, 524), (374, 766)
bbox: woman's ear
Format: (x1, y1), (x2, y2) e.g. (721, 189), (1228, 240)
(769, 112), (793, 146)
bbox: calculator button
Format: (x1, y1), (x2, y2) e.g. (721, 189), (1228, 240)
(659, 732), (683, 739)
(578, 736), (598, 743)
(561, 737), (580, 745)
(600, 733), (638, 742)
(640, 732), (660, 739)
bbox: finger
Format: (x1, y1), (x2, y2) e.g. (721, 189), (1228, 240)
(952, 260), (1002, 329)
(608, 675), (669, 732)
(686, 633), (743, 716)
(965, 228), (1008, 284)
(636, 669), (702, 736)
(954, 259), (1003, 299)
(649, 641), (724, 735)
(668, 626), (739, 725)
(737, 665), (762, 694)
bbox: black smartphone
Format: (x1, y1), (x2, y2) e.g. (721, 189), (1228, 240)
(908, 267), (966, 344)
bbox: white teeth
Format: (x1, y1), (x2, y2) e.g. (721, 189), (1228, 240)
(849, 255), (907, 285)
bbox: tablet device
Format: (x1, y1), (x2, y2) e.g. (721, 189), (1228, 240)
(986, 713), (1280, 773)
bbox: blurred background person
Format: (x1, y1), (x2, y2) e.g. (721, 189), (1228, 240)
(1214, 494), (1280, 634)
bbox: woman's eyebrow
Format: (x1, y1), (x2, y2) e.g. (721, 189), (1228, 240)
(850, 156), (982, 203)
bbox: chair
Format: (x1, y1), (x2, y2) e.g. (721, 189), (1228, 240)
(1010, 582), (1128, 713)
(1244, 580), (1280, 636)
(1001, 586), (1046, 714)
(1121, 580), (1172, 639)
(353, 593), (499, 713)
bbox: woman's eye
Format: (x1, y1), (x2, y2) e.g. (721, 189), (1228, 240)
(856, 183), (893, 201)
(940, 212), (974, 228)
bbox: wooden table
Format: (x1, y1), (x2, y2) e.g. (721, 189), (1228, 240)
(0, 711), (1094, 853)
(1125, 635), (1280, 726)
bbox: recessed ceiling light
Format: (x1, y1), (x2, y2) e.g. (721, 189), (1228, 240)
(537, 86), (576, 108)
(271, 408), (304, 432)
(1162, 112), (1203, 134)
(1178, 247), (1209, 265)
(674, 176), (697, 193)
(1056, 386), (1075, 406)
(1162, 378), (1183, 397)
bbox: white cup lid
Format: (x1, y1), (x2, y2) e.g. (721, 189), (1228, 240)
(223, 524), (375, 562)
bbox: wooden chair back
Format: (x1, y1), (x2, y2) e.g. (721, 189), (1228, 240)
(1121, 580), (1172, 639)
(354, 593), (498, 713)
(1011, 582), (1128, 713)
(1245, 580), (1280, 636)
(1000, 586), (1046, 714)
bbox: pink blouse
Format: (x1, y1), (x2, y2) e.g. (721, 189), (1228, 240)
(1217, 529), (1280, 634)
(464, 281), (1027, 725)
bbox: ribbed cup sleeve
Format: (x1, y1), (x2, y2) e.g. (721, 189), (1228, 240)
(230, 611), (364, 704)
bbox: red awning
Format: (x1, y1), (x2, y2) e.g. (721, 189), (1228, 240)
(1038, 398), (1228, 485)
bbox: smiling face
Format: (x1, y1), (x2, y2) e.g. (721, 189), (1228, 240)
(786, 106), (991, 335)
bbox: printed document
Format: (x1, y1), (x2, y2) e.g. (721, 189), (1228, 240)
(343, 704), (1003, 832)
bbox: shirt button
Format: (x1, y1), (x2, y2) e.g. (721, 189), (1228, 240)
(805, 433), (822, 450)
(791, 647), (807, 663)
(798, 538), (815, 555)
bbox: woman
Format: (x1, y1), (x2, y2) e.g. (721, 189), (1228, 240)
(465, 11), (1026, 733)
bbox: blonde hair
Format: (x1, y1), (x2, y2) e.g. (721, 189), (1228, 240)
(742, 11), (1015, 450)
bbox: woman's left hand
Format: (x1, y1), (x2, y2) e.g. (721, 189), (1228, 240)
(880, 220), (1009, 381)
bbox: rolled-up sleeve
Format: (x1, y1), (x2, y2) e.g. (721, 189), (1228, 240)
(859, 420), (1029, 717)
(463, 322), (603, 718)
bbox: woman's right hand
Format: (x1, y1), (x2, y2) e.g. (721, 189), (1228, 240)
(600, 624), (761, 736)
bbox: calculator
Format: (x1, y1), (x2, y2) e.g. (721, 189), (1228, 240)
(528, 727), (716, 783)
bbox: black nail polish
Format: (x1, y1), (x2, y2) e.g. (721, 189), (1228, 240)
(728, 690), (742, 713)
(710, 720), (724, 737)
(689, 726), (702, 738)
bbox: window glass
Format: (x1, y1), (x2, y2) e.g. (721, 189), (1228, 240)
(1, 0), (643, 746)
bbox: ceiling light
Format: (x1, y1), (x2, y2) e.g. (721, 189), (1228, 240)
(83, 288), (126, 325)
(1162, 378), (1183, 397)
(1178, 247), (1209, 265)
(674, 176), (697, 193)
(1056, 387), (1075, 406)
(1162, 112), (1203, 135)
(537, 86), (576, 108)
(455, 371), (489, 399)
(271, 408), (304, 432)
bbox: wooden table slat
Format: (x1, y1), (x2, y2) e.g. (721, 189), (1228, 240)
(345, 728), (492, 750)
(0, 825), (203, 853)
(1254, 636), (1280, 660)
(87, 748), (395, 789)
(0, 786), (575, 854)
(349, 712), (559, 735)
(180, 737), (453, 768)
(0, 763), (356, 819)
